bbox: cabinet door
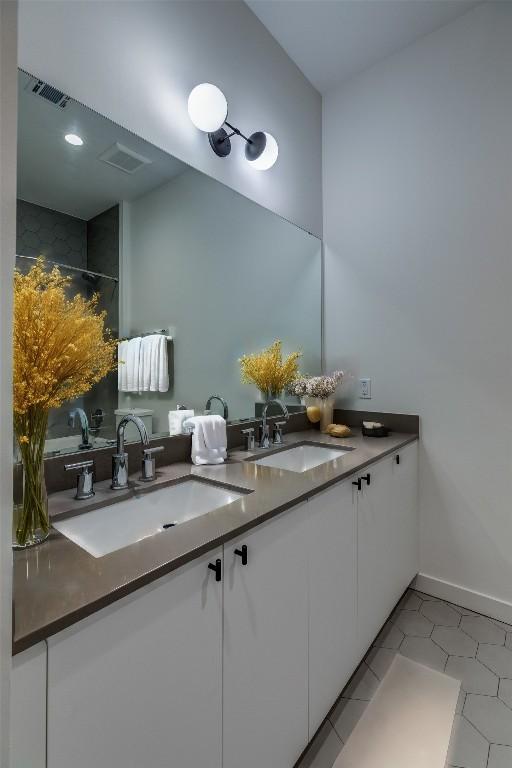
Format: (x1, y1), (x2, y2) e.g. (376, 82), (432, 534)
(357, 457), (395, 651)
(390, 441), (419, 595)
(11, 643), (47, 768)
(308, 480), (358, 737)
(47, 550), (223, 768)
(223, 504), (309, 768)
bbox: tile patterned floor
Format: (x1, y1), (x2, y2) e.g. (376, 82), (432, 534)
(297, 588), (512, 768)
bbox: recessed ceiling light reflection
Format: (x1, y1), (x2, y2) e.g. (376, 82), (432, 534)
(64, 133), (84, 146)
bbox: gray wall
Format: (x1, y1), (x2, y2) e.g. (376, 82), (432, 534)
(120, 168), (321, 431)
(84, 205), (120, 437)
(18, 0), (322, 237)
(323, 2), (512, 612)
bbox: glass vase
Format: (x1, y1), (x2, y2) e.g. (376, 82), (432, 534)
(305, 396), (335, 433)
(13, 408), (50, 549)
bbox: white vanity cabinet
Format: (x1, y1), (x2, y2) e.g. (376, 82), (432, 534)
(10, 643), (47, 768)
(223, 502), (310, 768)
(357, 443), (419, 652)
(46, 550), (223, 768)
(307, 479), (358, 737)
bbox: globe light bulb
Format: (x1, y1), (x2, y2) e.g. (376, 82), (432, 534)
(248, 132), (278, 171)
(188, 83), (228, 133)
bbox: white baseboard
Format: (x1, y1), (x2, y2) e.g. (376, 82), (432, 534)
(414, 573), (512, 626)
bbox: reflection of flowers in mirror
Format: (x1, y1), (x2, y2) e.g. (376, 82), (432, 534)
(288, 371), (344, 400)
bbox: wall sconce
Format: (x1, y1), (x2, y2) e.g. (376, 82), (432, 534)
(188, 83), (278, 171)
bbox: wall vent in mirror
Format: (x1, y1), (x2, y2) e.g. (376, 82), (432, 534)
(99, 143), (153, 174)
(25, 76), (70, 109)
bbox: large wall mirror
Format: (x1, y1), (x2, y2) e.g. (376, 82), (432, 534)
(16, 70), (322, 457)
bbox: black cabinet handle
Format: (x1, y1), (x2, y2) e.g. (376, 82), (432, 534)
(396, 454), (400, 465)
(352, 478), (362, 491)
(208, 559), (222, 582)
(234, 545), (248, 566)
(362, 473), (371, 486)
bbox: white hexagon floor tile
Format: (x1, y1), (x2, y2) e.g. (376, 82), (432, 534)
(398, 591), (422, 611)
(365, 647), (397, 680)
(298, 721), (343, 768)
(421, 601), (461, 627)
(498, 678), (512, 710)
(460, 616), (506, 645)
(487, 745), (512, 768)
(432, 627), (477, 657)
(445, 657), (499, 696)
(399, 636), (447, 672)
(342, 663), (380, 701)
(464, 694), (512, 745)
(477, 644), (512, 678)
(394, 609), (434, 637)
(373, 621), (404, 650)
(329, 698), (367, 743)
(455, 689), (466, 715)
(506, 632), (512, 650)
(445, 715), (489, 768)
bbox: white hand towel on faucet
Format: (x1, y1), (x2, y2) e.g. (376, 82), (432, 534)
(184, 415), (227, 466)
(117, 340), (129, 391)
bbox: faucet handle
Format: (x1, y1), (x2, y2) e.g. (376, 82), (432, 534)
(272, 421), (286, 445)
(140, 446), (164, 482)
(241, 427), (255, 451)
(65, 460), (95, 500)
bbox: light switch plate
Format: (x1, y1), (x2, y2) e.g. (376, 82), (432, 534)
(359, 378), (371, 399)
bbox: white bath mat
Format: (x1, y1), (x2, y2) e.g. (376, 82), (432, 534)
(333, 654), (460, 768)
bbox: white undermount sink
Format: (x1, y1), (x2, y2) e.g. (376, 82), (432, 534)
(253, 443), (352, 473)
(53, 479), (246, 558)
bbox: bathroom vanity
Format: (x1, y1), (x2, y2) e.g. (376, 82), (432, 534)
(11, 429), (418, 768)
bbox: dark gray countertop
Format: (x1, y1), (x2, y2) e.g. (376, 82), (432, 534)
(13, 428), (418, 654)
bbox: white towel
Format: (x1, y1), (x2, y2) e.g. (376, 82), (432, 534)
(184, 415), (227, 466)
(169, 409), (194, 436)
(118, 337), (142, 392)
(139, 336), (153, 392)
(153, 334), (169, 392)
(117, 340), (129, 391)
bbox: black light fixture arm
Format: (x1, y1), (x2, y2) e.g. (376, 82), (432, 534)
(208, 118), (266, 160)
(223, 121), (252, 144)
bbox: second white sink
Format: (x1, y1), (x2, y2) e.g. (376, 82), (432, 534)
(53, 478), (246, 558)
(253, 443), (351, 473)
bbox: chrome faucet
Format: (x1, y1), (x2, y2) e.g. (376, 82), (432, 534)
(68, 408), (92, 449)
(205, 394), (229, 420)
(259, 400), (289, 449)
(111, 415), (149, 490)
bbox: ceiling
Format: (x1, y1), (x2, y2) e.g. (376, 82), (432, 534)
(245, 0), (483, 93)
(18, 70), (187, 220)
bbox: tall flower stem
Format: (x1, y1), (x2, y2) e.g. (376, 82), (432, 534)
(14, 407), (49, 547)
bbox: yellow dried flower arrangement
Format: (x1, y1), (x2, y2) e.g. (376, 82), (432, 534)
(13, 259), (118, 547)
(239, 340), (301, 401)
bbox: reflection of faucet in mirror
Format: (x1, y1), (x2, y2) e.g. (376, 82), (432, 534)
(68, 408), (93, 450)
(259, 400), (289, 449)
(111, 415), (150, 490)
(205, 394), (229, 421)
(89, 408), (105, 434)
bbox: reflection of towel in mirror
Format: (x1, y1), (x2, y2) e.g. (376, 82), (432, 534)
(184, 415), (227, 466)
(139, 334), (169, 393)
(118, 336), (141, 392)
(118, 340), (129, 391)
